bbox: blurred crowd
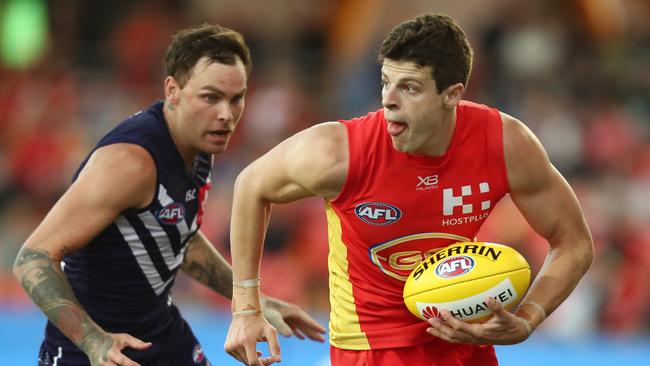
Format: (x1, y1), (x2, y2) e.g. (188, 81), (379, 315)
(1, 0), (648, 339)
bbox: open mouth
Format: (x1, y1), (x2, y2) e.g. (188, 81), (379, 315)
(387, 121), (408, 137)
(208, 130), (230, 137)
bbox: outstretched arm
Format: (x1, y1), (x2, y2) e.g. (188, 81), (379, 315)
(224, 122), (348, 365)
(426, 113), (593, 345)
(181, 230), (326, 341)
(13, 144), (156, 366)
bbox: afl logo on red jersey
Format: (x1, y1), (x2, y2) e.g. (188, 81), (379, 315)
(355, 202), (402, 226)
(157, 202), (185, 225)
(435, 256), (475, 278)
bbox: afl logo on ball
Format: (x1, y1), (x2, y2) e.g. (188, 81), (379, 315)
(157, 202), (185, 225)
(435, 256), (475, 278)
(355, 202), (402, 226)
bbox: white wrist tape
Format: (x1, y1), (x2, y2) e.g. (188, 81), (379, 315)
(233, 278), (261, 288)
(519, 317), (533, 336)
(232, 309), (262, 317)
(525, 301), (547, 320)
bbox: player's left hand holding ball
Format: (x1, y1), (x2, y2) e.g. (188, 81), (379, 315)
(426, 296), (532, 345)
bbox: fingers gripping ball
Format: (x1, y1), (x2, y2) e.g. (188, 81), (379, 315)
(403, 242), (531, 323)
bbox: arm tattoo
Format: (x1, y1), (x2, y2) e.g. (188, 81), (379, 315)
(14, 247), (112, 360)
(182, 240), (233, 299)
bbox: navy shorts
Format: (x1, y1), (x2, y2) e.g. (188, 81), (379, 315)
(37, 314), (211, 366)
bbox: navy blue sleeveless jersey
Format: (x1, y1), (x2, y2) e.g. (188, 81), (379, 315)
(45, 100), (213, 344)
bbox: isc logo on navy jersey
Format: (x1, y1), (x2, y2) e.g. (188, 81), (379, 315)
(355, 202), (402, 226)
(157, 202), (185, 225)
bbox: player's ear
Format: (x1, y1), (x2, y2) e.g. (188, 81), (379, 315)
(164, 76), (181, 104)
(442, 83), (464, 109)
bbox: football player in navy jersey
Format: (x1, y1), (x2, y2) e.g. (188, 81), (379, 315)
(13, 24), (325, 366)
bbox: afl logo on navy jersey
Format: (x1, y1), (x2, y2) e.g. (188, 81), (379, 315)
(157, 202), (185, 225)
(192, 344), (205, 363)
(355, 202), (402, 226)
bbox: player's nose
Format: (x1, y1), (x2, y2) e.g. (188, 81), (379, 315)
(382, 86), (399, 110)
(216, 101), (234, 122)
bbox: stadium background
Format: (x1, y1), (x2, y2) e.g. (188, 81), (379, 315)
(0, 0), (648, 364)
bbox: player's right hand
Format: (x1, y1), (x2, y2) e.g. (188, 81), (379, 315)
(426, 296), (531, 345)
(225, 314), (281, 366)
(87, 332), (152, 366)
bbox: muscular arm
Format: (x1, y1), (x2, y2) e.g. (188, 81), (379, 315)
(225, 122), (347, 365)
(426, 114), (593, 345)
(230, 122), (348, 308)
(502, 113), (594, 329)
(15, 248), (112, 358)
(13, 144), (155, 362)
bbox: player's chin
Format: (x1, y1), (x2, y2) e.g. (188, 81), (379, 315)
(390, 139), (411, 153)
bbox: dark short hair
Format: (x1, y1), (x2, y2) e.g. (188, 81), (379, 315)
(378, 14), (473, 93)
(165, 24), (252, 87)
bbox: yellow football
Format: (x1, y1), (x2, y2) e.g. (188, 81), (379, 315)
(403, 242), (531, 323)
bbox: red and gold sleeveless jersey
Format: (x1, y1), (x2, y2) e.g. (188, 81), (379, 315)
(326, 101), (510, 350)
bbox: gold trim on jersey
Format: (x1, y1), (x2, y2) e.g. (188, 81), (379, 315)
(325, 201), (371, 350)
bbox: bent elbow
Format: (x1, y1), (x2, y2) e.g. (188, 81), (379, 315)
(233, 165), (259, 197)
(585, 242), (594, 270)
(12, 252), (22, 280)
(12, 245), (31, 281)
(579, 235), (594, 274)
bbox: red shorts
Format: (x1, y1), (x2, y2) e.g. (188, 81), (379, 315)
(330, 342), (497, 366)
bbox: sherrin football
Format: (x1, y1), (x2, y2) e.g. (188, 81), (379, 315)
(403, 242), (531, 323)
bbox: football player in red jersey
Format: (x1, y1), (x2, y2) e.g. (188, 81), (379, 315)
(225, 13), (593, 366)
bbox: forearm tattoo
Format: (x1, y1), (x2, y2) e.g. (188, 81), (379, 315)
(14, 247), (112, 361)
(182, 241), (233, 298)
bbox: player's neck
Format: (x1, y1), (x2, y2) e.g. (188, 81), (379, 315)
(416, 108), (457, 157)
